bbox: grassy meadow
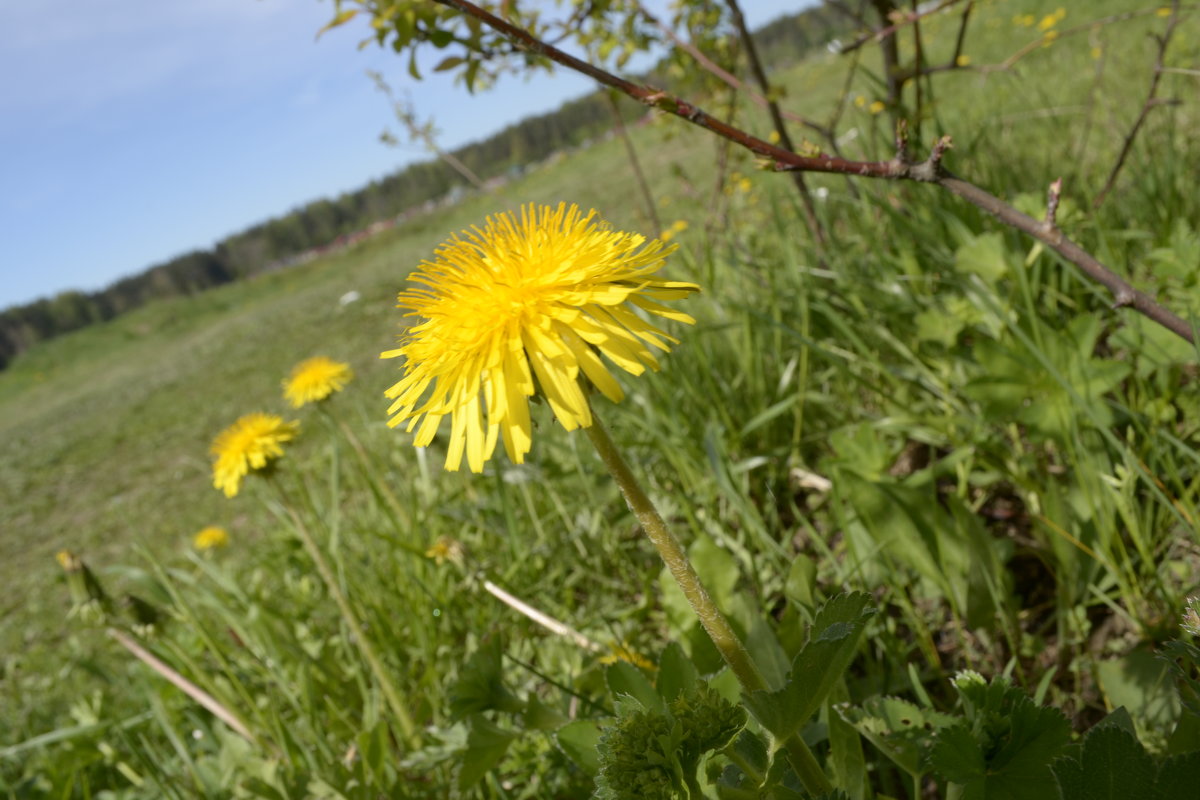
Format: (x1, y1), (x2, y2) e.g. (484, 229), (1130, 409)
(4, 0), (1200, 795)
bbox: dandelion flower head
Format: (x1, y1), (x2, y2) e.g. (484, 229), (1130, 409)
(210, 413), (299, 497)
(193, 525), (230, 550)
(283, 356), (354, 408)
(382, 202), (699, 472)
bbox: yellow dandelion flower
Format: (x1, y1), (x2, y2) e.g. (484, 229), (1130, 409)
(599, 641), (655, 670)
(210, 413), (299, 497)
(283, 356), (354, 408)
(1157, 6), (1172, 17)
(193, 526), (230, 550)
(869, 100), (886, 115)
(854, 94), (866, 108)
(767, 130), (782, 144)
(1042, 30), (1059, 46)
(381, 202), (698, 472)
(1091, 46), (1103, 60)
(738, 177), (752, 194)
(56, 549), (80, 571)
(955, 54), (971, 67)
(1037, 14), (1057, 31)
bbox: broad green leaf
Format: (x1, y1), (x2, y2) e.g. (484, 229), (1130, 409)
(456, 715), (518, 790)
(556, 720), (602, 775)
(744, 593), (874, 739)
(955, 233), (1010, 283)
(449, 637), (523, 720)
(1054, 724), (1153, 800)
(656, 642), (698, 703)
(606, 660), (663, 713)
(1155, 751), (1200, 799)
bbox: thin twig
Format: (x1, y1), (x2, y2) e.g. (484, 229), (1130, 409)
(1093, 1), (1182, 210)
(837, 0), (966, 54)
(724, 0), (827, 246)
(605, 90), (662, 234)
(430, 0), (1195, 345)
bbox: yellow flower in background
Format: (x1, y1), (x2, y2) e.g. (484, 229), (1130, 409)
(211, 413), (299, 497)
(283, 356), (354, 408)
(56, 549), (80, 571)
(193, 526), (229, 550)
(659, 219), (689, 242)
(1091, 46), (1103, 60)
(1157, 6), (1172, 16)
(1042, 30), (1059, 46)
(425, 536), (465, 567)
(382, 202), (698, 472)
(955, 54), (971, 67)
(767, 130), (781, 144)
(869, 100), (886, 115)
(854, 94), (866, 108)
(599, 641), (655, 670)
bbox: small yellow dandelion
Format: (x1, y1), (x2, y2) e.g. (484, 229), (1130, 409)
(599, 641), (655, 670)
(56, 549), (80, 571)
(210, 413), (299, 497)
(283, 356), (354, 408)
(955, 54), (971, 67)
(1157, 6), (1172, 17)
(1037, 14), (1057, 31)
(767, 130), (782, 145)
(193, 526), (230, 550)
(869, 100), (886, 115)
(737, 177), (752, 194)
(854, 94), (866, 108)
(1042, 30), (1059, 46)
(1091, 46), (1103, 60)
(381, 203), (698, 472)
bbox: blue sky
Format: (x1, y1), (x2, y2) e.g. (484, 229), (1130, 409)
(0, 1), (806, 309)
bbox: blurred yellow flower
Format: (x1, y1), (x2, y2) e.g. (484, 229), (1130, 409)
(1042, 30), (1059, 46)
(1091, 46), (1103, 60)
(599, 641), (655, 670)
(382, 202), (698, 472)
(767, 130), (781, 144)
(869, 100), (886, 115)
(211, 413), (299, 497)
(659, 219), (689, 241)
(283, 356), (354, 408)
(425, 536), (465, 567)
(854, 94), (866, 108)
(955, 54), (971, 67)
(193, 526), (230, 550)
(1157, 6), (1172, 16)
(56, 549), (80, 571)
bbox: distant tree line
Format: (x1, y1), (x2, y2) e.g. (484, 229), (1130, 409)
(0, 7), (843, 371)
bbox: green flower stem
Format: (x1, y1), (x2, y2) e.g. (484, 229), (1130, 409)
(269, 478), (419, 747)
(582, 407), (832, 795)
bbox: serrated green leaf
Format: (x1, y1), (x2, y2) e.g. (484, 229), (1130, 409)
(928, 724), (986, 783)
(1075, 725), (1155, 800)
(556, 720), (602, 775)
(839, 696), (950, 778)
(744, 593), (874, 739)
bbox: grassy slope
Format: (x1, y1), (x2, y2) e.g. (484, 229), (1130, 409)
(2, 0), (1197, 766)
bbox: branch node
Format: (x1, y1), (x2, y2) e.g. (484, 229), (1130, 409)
(895, 118), (910, 164)
(926, 136), (955, 169)
(1112, 287), (1137, 309)
(1046, 178), (1063, 227)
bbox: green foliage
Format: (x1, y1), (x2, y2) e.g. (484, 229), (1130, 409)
(929, 672), (1071, 799)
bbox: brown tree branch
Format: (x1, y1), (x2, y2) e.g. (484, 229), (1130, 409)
(1092, 0), (1182, 210)
(836, 0), (967, 54)
(430, 0), (1195, 345)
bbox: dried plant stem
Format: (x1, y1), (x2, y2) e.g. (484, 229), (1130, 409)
(582, 407), (833, 795)
(109, 628), (261, 747)
(432, 0), (1196, 346)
